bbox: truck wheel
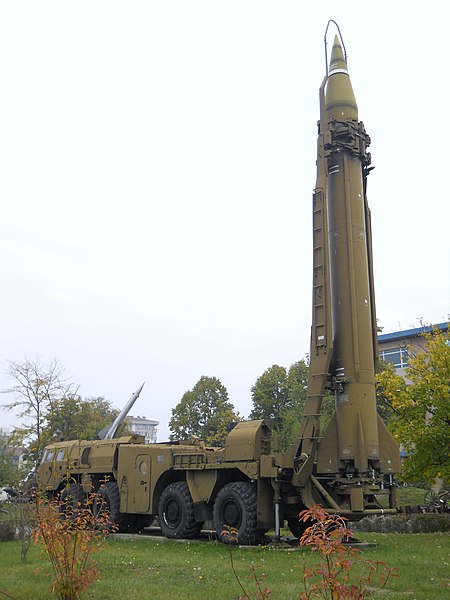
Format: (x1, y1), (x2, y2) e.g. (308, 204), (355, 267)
(59, 483), (85, 520)
(287, 517), (308, 540)
(127, 514), (154, 533)
(213, 482), (258, 545)
(158, 482), (202, 539)
(94, 481), (127, 533)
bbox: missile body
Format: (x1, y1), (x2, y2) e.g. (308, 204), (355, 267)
(323, 38), (379, 472)
(98, 382), (145, 440)
(307, 35), (400, 477)
(292, 31), (400, 514)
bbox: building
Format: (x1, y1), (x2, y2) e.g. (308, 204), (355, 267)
(0, 427), (12, 443)
(377, 322), (449, 468)
(126, 415), (159, 444)
(0, 427), (28, 470)
(378, 321), (448, 377)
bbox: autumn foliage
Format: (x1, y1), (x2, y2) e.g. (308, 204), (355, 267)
(376, 325), (450, 484)
(34, 486), (114, 600)
(298, 505), (397, 599)
(222, 506), (397, 599)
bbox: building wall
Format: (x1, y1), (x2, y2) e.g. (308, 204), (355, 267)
(126, 416), (159, 444)
(0, 428), (28, 471)
(378, 322), (448, 377)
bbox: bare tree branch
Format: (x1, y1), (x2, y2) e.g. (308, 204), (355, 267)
(1, 358), (77, 469)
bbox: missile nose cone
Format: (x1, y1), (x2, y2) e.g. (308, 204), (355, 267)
(329, 35), (347, 75)
(325, 35), (358, 120)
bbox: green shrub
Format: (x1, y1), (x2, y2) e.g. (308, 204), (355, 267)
(0, 521), (15, 541)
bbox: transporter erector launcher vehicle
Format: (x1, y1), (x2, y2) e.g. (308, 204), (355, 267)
(38, 28), (401, 543)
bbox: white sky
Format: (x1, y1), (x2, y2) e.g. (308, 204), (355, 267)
(1, 2), (449, 440)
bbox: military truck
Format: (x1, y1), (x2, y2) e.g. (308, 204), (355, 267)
(38, 30), (401, 544)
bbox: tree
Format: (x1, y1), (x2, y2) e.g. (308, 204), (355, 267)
(44, 396), (119, 442)
(376, 358), (394, 424)
(249, 365), (288, 431)
(169, 376), (239, 446)
(0, 441), (17, 486)
(2, 358), (120, 471)
(2, 358), (75, 469)
(279, 360), (309, 449)
(376, 325), (450, 484)
(249, 360), (337, 450)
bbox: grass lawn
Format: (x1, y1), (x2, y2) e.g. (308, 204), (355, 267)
(397, 486), (428, 506)
(0, 531), (449, 599)
(377, 485), (426, 508)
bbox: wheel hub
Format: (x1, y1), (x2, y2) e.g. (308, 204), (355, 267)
(165, 498), (181, 527)
(222, 500), (241, 528)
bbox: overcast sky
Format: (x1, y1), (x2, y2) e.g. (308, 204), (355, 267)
(1, 2), (449, 440)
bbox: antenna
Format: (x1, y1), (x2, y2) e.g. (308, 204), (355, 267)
(324, 19), (347, 76)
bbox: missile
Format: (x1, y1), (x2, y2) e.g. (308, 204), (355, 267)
(98, 382), (145, 440)
(313, 35), (401, 477)
(320, 35), (380, 473)
(294, 32), (400, 492)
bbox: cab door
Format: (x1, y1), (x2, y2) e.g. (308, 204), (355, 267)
(132, 453), (151, 512)
(117, 447), (151, 513)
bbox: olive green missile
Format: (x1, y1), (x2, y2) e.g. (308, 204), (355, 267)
(315, 35), (400, 476)
(321, 35), (380, 473)
(294, 33), (401, 488)
(325, 36), (357, 119)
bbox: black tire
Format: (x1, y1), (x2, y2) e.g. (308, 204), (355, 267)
(93, 481), (127, 532)
(287, 516), (308, 540)
(213, 482), (258, 545)
(158, 482), (203, 539)
(139, 515), (155, 529)
(59, 483), (85, 520)
(125, 514), (155, 533)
